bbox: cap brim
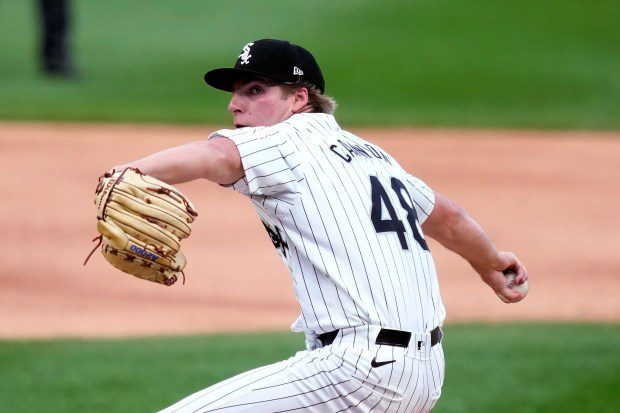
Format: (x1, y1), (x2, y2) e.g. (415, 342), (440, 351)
(204, 68), (284, 92)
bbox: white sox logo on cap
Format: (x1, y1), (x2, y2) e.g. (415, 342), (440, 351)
(238, 42), (254, 65)
(205, 39), (326, 93)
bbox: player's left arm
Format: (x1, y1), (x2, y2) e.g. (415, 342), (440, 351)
(113, 137), (244, 185)
(422, 192), (528, 303)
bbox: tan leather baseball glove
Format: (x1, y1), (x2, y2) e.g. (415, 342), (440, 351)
(84, 168), (198, 286)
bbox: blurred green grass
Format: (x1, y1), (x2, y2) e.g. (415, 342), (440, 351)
(0, 324), (618, 412)
(0, 1), (619, 128)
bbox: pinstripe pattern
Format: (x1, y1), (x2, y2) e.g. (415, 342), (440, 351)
(158, 114), (446, 412)
(158, 327), (444, 413)
(211, 114), (444, 335)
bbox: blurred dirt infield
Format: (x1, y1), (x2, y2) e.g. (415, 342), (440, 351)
(1, 122), (618, 339)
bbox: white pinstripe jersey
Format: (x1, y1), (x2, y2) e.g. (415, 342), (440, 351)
(211, 113), (446, 336)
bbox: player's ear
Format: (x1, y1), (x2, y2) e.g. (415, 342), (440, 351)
(292, 87), (309, 112)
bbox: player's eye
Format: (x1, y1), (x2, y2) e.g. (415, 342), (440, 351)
(250, 86), (263, 95)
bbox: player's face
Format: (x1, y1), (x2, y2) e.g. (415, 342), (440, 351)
(228, 79), (296, 128)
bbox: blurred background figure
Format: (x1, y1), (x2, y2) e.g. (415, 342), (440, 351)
(37, 0), (74, 77)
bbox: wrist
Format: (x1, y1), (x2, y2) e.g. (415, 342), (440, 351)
(470, 252), (503, 277)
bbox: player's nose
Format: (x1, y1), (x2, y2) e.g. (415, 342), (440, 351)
(228, 93), (243, 114)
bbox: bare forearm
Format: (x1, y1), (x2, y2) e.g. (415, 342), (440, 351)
(116, 143), (204, 184)
(114, 139), (243, 185)
(422, 193), (528, 303)
(423, 194), (506, 283)
(433, 210), (503, 280)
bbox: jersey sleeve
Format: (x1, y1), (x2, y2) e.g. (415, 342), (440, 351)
(209, 127), (300, 196)
(403, 174), (435, 224)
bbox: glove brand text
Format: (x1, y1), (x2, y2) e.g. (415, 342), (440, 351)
(129, 244), (159, 261)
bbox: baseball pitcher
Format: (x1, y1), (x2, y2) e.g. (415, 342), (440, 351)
(108, 39), (528, 412)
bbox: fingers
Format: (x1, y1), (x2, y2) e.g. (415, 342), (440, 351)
(495, 287), (524, 304)
(514, 265), (528, 285)
(499, 251), (528, 285)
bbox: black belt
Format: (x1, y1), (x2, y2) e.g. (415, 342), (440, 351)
(318, 326), (443, 348)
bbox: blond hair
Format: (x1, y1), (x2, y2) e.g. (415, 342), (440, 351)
(280, 81), (336, 114)
(302, 83), (337, 115)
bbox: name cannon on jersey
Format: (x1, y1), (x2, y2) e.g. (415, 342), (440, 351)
(329, 140), (392, 164)
(129, 244), (160, 262)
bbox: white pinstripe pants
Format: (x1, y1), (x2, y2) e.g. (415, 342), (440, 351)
(157, 326), (445, 413)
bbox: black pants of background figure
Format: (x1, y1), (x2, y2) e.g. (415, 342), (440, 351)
(38, 0), (73, 76)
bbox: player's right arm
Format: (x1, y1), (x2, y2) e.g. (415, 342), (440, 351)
(112, 137), (244, 185)
(422, 193), (528, 303)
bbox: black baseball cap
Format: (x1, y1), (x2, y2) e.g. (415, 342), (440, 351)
(204, 39), (325, 94)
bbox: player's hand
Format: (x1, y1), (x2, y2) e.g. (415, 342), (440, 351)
(480, 251), (528, 303)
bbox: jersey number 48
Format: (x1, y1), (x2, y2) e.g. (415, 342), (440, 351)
(369, 175), (429, 251)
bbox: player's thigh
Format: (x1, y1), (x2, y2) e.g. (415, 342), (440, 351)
(202, 347), (375, 412)
(156, 361), (283, 413)
(157, 348), (360, 413)
(214, 345), (447, 413)
(341, 344), (445, 413)
(158, 345), (445, 413)
(398, 344), (445, 413)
